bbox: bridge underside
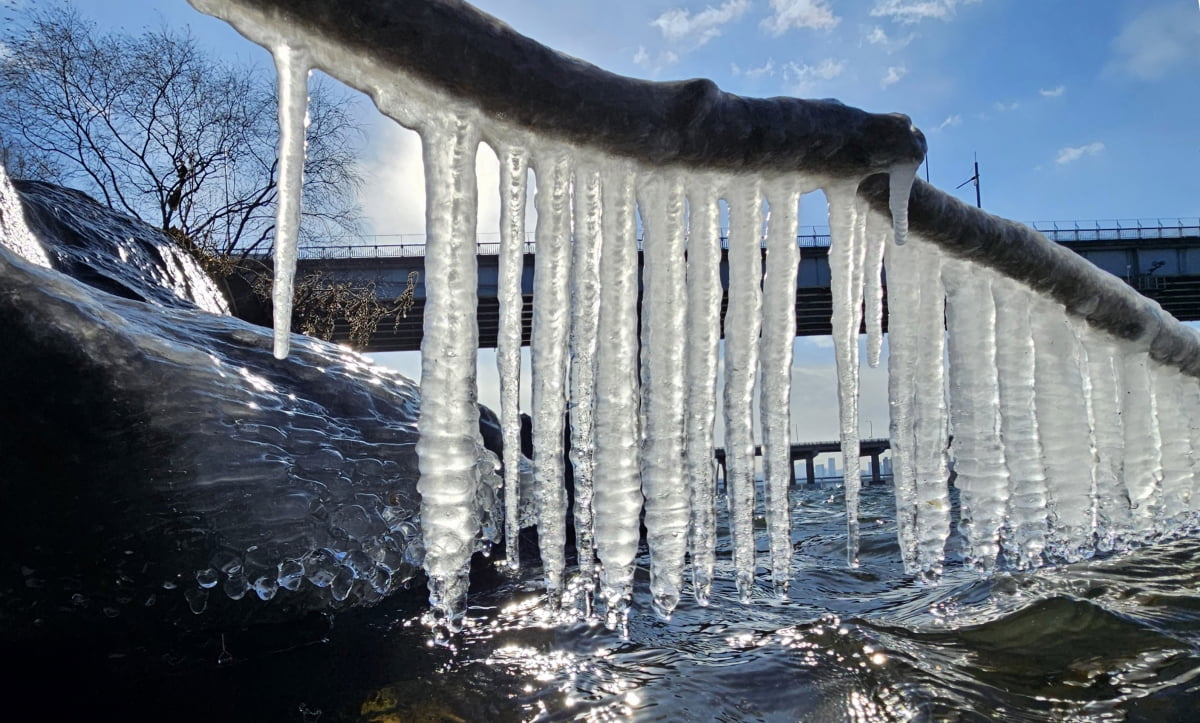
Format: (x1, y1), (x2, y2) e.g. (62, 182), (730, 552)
(324, 286), (887, 353)
(313, 275), (1200, 353)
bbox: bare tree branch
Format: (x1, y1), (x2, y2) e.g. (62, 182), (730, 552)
(0, 3), (365, 257)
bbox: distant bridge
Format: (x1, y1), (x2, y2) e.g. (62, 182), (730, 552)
(716, 437), (893, 486)
(226, 218), (1200, 352)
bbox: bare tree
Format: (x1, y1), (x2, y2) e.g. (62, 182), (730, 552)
(0, 3), (364, 258)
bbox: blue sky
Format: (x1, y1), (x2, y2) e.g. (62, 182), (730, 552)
(37, 0), (1199, 225)
(7, 0), (1199, 442)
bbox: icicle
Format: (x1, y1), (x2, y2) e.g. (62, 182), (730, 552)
(1079, 327), (1128, 550)
(992, 278), (1048, 569)
(723, 180), (764, 602)
(887, 162), (919, 247)
(415, 118), (482, 631)
(863, 211), (889, 368)
(826, 183), (867, 566)
(884, 222), (921, 573)
(759, 180), (800, 596)
(910, 238), (951, 580)
(943, 259), (1008, 572)
(529, 151), (573, 603)
(568, 163), (603, 594)
(269, 44), (311, 359)
(683, 179), (722, 607)
(1153, 365), (1192, 532)
(1185, 378), (1200, 517)
(1121, 350), (1162, 540)
(1030, 298), (1096, 562)
(591, 163), (642, 627)
(637, 173), (690, 618)
(496, 146), (528, 569)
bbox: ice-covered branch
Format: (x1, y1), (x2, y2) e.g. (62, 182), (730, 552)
(187, 0), (925, 180)
(857, 175), (1200, 376)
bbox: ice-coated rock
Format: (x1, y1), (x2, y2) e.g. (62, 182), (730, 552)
(0, 167), (504, 639)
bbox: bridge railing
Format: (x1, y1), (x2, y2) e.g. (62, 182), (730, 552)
(292, 218), (1198, 260)
(1030, 217), (1200, 243)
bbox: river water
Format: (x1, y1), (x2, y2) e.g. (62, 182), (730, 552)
(53, 482), (1200, 722)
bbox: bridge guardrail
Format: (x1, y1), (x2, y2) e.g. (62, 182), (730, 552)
(1031, 218), (1200, 243)
(288, 218), (1200, 261)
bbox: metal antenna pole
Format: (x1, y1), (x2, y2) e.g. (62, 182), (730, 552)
(956, 153), (981, 208)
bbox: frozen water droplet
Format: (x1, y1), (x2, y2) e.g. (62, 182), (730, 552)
(195, 568), (219, 589)
(254, 576), (280, 601)
(278, 558), (304, 591)
(331, 565), (355, 602)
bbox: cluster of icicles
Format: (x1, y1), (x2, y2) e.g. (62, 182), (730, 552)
(255, 49), (1200, 631)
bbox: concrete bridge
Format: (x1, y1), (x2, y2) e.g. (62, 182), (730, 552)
(227, 218), (1200, 352)
(716, 437), (893, 487)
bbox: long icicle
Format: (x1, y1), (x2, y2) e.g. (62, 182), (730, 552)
(1031, 298), (1097, 562)
(884, 216), (921, 573)
(992, 277), (1048, 569)
(724, 180), (764, 602)
(943, 259), (1008, 572)
(863, 210), (889, 368)
(826, 183), (866, 566)
(1079, 326), (1128, 551)
(910, 237), (950, 581)
(529, 151), (573, 604)
(568, 163), (603, 597)
(269, 43), (310, 359)
(638, 172), (690, 618)
(497, 146), (528, 570)
(1122, 350), (1162, 542)
(759, 180), (800, 596)
(684, 178), (722, 606)
(1153, 365), (1192, 533)
(592, 163), (643, 628)
(415, 117), (482, 633)
(1184, 379), (1200, 520)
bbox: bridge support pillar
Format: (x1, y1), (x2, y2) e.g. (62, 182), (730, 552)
(805, 455), (815, 485)
(869, 452), (881, 484)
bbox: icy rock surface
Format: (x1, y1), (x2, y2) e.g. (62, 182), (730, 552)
(12, 180), (229, 315)
(0, 169), (502, 636)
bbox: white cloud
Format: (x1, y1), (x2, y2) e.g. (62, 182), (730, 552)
(359, 124), (427, 237)
(634, 46), (680, 75)
(359, 124), (527, 240)
(936, 114), (961, 131)
(1055, 141), (1105, 165)
(864, 25), (915, 52)
(881, 65), (907, 87)
(1039, 85), (1065, 97)
(745, 59), (776, 78)
(761, 0), (840, 36)
(870, 0), (980, 24)
(1110, 3), (1200, 80)
(651, 0), (751, 48)
(783, 58), (846, 92)
(994, 100), (1019, 112)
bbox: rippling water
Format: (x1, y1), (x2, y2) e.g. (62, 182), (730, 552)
(56, 482), (1200, 722)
